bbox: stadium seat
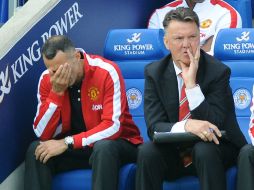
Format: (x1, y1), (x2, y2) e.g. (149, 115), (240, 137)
(104, 28), (242, 190)
(0, 0), (8, 25)
(53, 27), (253, 190)
(164, 28), (254, 190)
(104, 28), (168, 142)
(224, 0), (252, 28)
(252, 0), (254, 18)
(52, 163), (136, 190)
(52, 29), (168, 190)
(214, 28), (254, 143)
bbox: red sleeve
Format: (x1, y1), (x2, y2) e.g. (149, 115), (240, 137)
(73, 59), (124, 148)
(33, 71), (65, 140)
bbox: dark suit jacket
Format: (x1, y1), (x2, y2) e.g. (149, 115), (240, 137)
(144, 50), (247, 148)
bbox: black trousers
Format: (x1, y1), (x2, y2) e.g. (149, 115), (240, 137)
(237, 144), (254, 190)
(24, 139), (138, 190)
(136, 141), (239, 190)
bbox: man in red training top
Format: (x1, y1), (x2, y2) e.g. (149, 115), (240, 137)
(24, 35), (143, 190)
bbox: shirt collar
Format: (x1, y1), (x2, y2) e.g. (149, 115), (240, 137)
(173, 61), (182, 77)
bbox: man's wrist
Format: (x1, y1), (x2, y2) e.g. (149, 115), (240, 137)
(184, 119), (191, 132)
(185, 83), (197, 89)
(64, 136), (74, 149)
(52, 88), (65, 96)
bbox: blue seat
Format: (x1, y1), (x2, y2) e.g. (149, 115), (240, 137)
(0, 0), (8, 25)
(104, 28), (242, 190)
(52, 163), (136, 190)
(53, 27), (253, 190)
(214, 28), (254, 144)
(224, 0), (252, 28)
(52, 29), (168, 190)
(252, 0), (254, 18)
(104, 29), (168, 142)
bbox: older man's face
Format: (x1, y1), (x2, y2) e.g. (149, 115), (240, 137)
(164, 20), (200, 67)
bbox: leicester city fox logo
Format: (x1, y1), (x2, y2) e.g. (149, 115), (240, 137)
(88, 86), (99, 101)
(126, 88), (142, 109)
(233, 88), (251, 110)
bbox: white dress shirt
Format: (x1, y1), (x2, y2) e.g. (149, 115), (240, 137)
(170, 62), (205, 133)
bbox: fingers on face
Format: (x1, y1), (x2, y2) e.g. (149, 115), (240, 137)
(187, 48), (193, 59)
(53, 63), (71, 80)
(194, 46), (200, 60)
(187, 47), (199, 64)
(66, 66), (72, 83)
(59, 63), (70, 79)
(53, 64), (63, 79)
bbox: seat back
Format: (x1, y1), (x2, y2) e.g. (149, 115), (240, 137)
(224, 0), (252, 28)
(104, 29), (168, 141)
(214, 28), (254, 143)
(0, 0), (8, 25)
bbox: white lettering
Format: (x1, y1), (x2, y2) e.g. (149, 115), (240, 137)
(65, 6), (75, 29)
(11, 57), (24, 83)
(132, 44), (153, 51)
(0, 2), (84, 104)
(124, 50), (145, 55)
(0, 66), (11, 103)
(11, 40), (41, 84)
(242, 43), (254, 49)
(41, 32), (49, 44)
(72, 2), (83, 22)
(92, 104), (103, 111)
(234, 49), (254, 54)
(31, 40), (41, 62)
(40, 2), (83, 39)
(114, 45), (131, 51)
(48, 24), (59, 36)
(223, 43), (240, 50)
(55, 15), (68, 35)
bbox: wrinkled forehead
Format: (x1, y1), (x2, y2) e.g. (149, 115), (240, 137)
(166, 20), (199, 35)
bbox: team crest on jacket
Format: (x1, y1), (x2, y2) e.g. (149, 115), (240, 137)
(200, 19), (212, 29)
(88, 87), (99, 101)
(233, 88), (251, 110)
(126, 88), (142, 109)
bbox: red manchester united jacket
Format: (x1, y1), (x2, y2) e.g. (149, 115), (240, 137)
(33, 53), (143, 149)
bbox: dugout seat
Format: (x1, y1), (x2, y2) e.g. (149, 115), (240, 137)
(0, 0), (8, 25)
(214, 28), (254, 144)
(104, 29), (168, 142)
(164, 28), (254, 190)
(52, 163), (136, 190)
(52, 29), (168, 190)
(104, 29), (242, 190)
(52, 27), (252, 190)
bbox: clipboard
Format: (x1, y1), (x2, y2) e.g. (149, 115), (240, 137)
(153, 130), (227, 143)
